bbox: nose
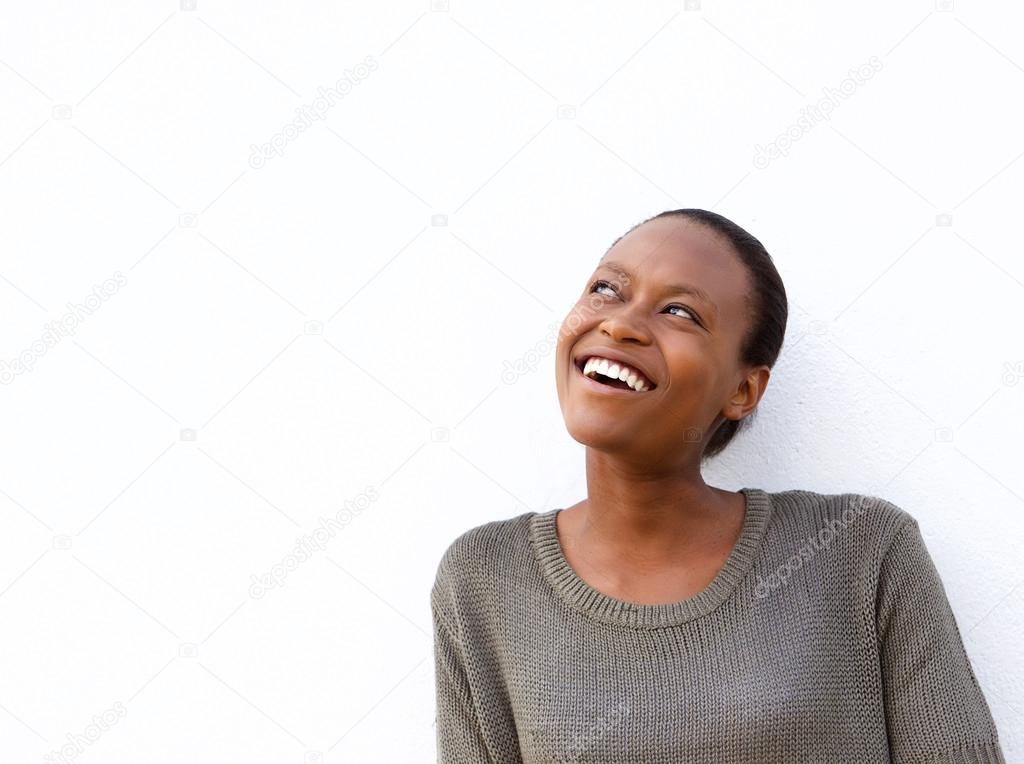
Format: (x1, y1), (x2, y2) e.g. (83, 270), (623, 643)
(598, 303), (651, 344)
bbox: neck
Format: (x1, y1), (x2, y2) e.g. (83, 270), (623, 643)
(567, 449), (742, 566)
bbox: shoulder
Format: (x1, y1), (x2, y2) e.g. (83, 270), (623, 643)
(767, 486), (915, 526)
(763, 487), (919, 560)
(431, 510), (535, 604)
(751, 487), (932, 606)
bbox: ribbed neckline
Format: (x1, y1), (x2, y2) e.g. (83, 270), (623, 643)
(529, 487), (772, 629)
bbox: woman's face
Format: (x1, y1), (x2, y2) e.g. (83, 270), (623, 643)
(555, 216), (757, 467)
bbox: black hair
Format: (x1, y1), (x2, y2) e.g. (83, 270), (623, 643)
(608, 208), (788, 462)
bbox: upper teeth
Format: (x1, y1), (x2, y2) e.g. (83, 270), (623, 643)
(582, 356), (653, 392)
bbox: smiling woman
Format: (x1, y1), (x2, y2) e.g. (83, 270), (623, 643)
(559, 208), (788, 465)
(431, 209), (1006, 763)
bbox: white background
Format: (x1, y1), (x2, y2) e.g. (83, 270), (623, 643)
(1, 1), (1022, 761)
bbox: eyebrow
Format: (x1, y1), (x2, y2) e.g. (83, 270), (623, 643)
(597, 260), (719, 319)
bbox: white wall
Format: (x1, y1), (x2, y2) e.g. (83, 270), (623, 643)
(0, 1), (1020, 761)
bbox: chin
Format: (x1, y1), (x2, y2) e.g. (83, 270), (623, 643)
(561, 410), (634, 449)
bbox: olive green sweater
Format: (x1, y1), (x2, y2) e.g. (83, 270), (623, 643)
(430, 487), (1005, 763)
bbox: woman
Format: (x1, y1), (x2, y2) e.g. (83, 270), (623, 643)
(431, 209), (1005, 763)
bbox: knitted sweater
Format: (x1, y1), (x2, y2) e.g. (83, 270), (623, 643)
(430, 487), (1006, 763)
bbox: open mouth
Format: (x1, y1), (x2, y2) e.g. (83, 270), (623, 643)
(573, 356), (657, 393)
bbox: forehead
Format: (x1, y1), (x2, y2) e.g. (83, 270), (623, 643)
(603, 217), (735, 278)
(598, 217), (751, 322)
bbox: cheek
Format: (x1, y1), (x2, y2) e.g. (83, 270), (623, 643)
(555, 323), (575, 376)
(662, 344), (719, 394)
(559, 302), (591, 340)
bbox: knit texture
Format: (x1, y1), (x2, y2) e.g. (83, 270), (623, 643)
(431, 487), (1006, 763)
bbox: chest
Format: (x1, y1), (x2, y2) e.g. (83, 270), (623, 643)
(559, 540), (734, 606)
(507, 613), (886, 762)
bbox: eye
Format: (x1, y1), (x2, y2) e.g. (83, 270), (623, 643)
(589, 280), (703, 325)
(664, 303), (700, 323)
(588, 279), (617, 297)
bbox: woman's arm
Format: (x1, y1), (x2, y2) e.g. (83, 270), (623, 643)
(876, 517), (1006, 763)
(431, 596), (497, 763)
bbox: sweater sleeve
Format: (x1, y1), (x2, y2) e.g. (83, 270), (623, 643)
(875, 517), (1006, 764)
(432, 571), (497, 763)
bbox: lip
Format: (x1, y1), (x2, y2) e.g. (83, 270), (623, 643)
(572, 352), (658, 396)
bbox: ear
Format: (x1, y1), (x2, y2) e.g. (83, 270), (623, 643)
(722, 365), (771, 422)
